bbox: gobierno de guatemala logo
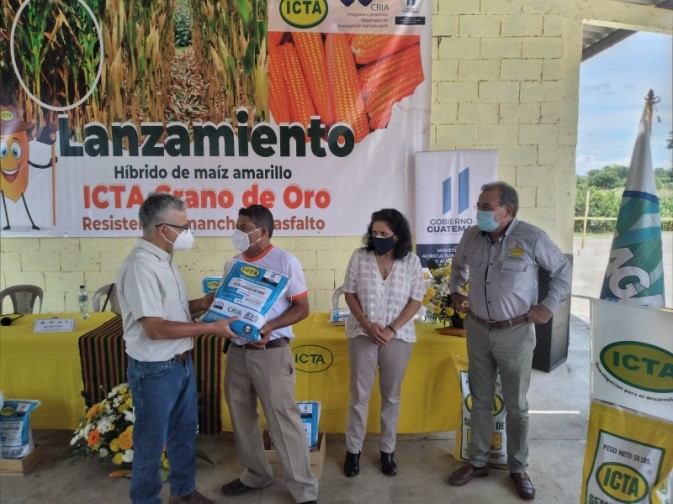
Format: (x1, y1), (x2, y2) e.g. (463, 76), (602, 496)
(280, 0), (328, 29)
(442, 167), (470, 215)
(600, 341), (673, 393)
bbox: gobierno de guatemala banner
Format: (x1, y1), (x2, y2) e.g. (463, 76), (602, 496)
(413, 150), (498, 267)
(0, 0), (431, 237)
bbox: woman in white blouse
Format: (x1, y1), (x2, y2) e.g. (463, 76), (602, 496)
(341, 208), (425, 478)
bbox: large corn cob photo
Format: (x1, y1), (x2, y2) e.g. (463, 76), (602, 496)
(268, 31), (423, 143)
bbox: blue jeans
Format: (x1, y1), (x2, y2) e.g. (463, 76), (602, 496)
(127, 356), (198, 504)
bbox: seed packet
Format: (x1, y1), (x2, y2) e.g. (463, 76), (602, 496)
(202, 261), (289, 341)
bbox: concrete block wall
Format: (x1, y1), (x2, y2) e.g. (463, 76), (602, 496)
(1, 0), (671, 313)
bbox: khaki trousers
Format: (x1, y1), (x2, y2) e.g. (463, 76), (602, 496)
(464, 316), (536, 473)
(345, 335), (413, 454)
(224, 345), (318, 502)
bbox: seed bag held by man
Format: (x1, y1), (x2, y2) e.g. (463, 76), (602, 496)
(203, 260), (289, 340)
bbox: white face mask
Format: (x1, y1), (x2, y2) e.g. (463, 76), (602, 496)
(169, 228), (195, 251)
(231, 228), (260, 252)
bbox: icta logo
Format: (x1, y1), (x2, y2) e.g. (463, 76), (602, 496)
(442, 167), (470, 214)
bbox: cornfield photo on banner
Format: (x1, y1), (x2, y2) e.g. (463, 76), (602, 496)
(0, 0), (268, 138)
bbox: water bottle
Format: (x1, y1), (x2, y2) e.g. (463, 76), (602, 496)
(78, 285), (91, 319)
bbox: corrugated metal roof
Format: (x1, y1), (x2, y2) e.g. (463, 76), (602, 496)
(582, 0), (673, 61)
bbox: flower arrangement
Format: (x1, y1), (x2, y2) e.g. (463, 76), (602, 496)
(68, 383), (169, 476)
(422, 258), (469, 327)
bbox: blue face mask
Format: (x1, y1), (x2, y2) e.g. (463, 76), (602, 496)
(372, 236), (395, 255)
(476, 210), (499, 232)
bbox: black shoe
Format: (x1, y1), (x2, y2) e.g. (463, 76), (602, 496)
(220, 479), (253, 496)
(344, 451), (360, 477)
(381, 451), (397, 476)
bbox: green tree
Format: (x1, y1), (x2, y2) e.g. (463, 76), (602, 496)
(586, 164), (628, 189)
(575, 165), (673, 233)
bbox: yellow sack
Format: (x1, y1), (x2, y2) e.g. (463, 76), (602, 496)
(581, 400), (673, 504)
(450, 355), (507, 468)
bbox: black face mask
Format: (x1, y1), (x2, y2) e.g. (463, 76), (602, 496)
(373, 236), (395, 256)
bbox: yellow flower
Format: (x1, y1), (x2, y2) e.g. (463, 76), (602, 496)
(110, 438), (120, 452)
(85, 403), (101, 421)
(119, 426), (133, 450)
(112, 453), (124, 465)
(423, 259), (468, 327)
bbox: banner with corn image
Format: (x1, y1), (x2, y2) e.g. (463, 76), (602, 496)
(0, 0), (431, 237)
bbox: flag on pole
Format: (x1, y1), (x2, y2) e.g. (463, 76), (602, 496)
(600, 90), (665, 307)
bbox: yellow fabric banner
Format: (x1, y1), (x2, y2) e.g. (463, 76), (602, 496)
(581, 400), (673, 504)
(449, 355), (508, 467)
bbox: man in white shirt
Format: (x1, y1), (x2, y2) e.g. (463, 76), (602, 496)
(117, 192), (237, 504)
(219, 204), (319, 504)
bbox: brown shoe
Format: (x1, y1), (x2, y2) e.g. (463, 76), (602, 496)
(448, 463), (489, 486)
(169, 490), (215, 504)
(510, 472), (536, 500)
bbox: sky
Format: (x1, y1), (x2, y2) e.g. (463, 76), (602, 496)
(576, 30), (672, 175)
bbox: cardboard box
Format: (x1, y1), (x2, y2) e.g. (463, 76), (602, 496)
(264, 430), (326, 479)
(0, 444), (46, 476)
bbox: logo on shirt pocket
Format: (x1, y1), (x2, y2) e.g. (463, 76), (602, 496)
(507, 247), (525, 261)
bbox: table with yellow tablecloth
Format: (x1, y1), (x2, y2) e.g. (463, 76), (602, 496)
(219, 312), (467, 434)
(0, 311), (466, 433)
(0, 312), (118, 429)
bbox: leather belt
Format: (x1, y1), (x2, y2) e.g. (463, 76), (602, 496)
(470, 313), (529, 330)
(234, 337), (289, 350)
(172, 350), (192, 361)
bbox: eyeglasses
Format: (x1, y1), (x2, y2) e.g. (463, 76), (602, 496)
(156, 222), (190, 231)
(474, 204), (503, 212)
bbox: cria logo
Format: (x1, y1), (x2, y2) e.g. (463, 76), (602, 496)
(442, 167), (470, 214)
(596, 463), (648, 503)
(280, 0), (328, 29)
(464, 393), (504, 416)
(240, 266), (260, 277)
(293, 344), (333, 373)
(600, 341), (673, 393)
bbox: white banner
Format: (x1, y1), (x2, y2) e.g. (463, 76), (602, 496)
(590, 298), (673, 422)
(0, 0), (432, 237)
(413, 150), (497, 267)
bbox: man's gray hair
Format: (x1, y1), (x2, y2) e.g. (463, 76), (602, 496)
(138, 193), (186, 229)
(481, 181), (519, 216)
